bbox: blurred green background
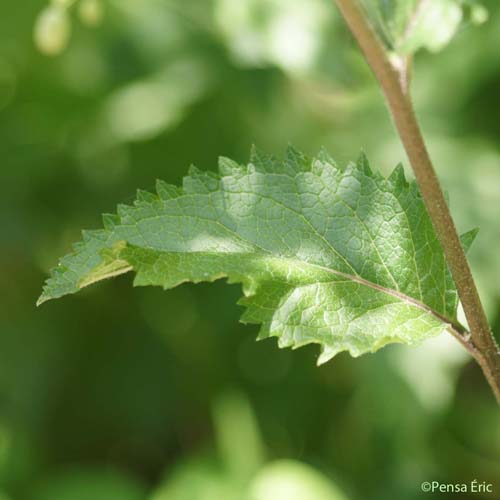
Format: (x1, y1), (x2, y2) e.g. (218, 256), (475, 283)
(1, 0), (500, 498)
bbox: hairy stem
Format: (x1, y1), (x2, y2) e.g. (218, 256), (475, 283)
(334, 0), (500, 405)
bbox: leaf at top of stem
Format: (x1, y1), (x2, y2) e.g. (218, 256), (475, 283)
(38, 147), (476, 363)
(361, 0), (487, 56)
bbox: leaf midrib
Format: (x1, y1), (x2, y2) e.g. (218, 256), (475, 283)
(122, 244), (458, 331)
(117, 193), (452, 328)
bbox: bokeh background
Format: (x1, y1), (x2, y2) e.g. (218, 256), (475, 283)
(1, 0), (500, 498)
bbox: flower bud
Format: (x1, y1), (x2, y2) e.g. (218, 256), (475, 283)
(34, 5), (71, 56)
(79, 0), (103, 27)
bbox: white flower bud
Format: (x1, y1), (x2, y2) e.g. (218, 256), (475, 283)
(79, 0), (103, 27)
(34, 5), (71, 56)
(470, 5), (488, 26)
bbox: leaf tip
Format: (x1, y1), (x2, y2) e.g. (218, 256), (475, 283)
(136, 189), (157, 203)
(388, 163), (407, 187)
(461, 227), (480, 253)
(102, 213), (119, 230)
(356, 151), (372, 175)
(187, 164), (202, 177)
(218, 156), (241, 176)
(317, 346), (338, 365)
(156, 179), (181, 200)
(316, 148), (336, 166)
(285, 144), (309, 172)
(249, 146), (281, 173)
(36, 293), (49, 307)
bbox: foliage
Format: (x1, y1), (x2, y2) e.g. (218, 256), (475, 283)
(362, 0), (488, 54)
(1, 0), (500, 498)
(39, 148), (476, 360)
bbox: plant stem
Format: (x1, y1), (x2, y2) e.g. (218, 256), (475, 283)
(334, 0), (500, 405)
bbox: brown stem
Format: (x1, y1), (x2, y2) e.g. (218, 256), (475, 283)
(334, 0), (500, 405)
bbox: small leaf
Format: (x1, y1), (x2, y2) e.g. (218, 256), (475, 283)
(362, 0), (487, 55)
(397, 0), (463, 54)
(38, 149), (474, 361)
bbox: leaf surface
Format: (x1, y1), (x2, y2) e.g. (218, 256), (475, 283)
(38, 148), (474, 361)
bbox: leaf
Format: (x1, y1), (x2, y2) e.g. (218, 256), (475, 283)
(38, 148), (475, 362)
(362, 0), (487, 55)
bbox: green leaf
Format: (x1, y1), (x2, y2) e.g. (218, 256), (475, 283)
(38, 148), (474, 361)
(362, 0), (487, 55)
